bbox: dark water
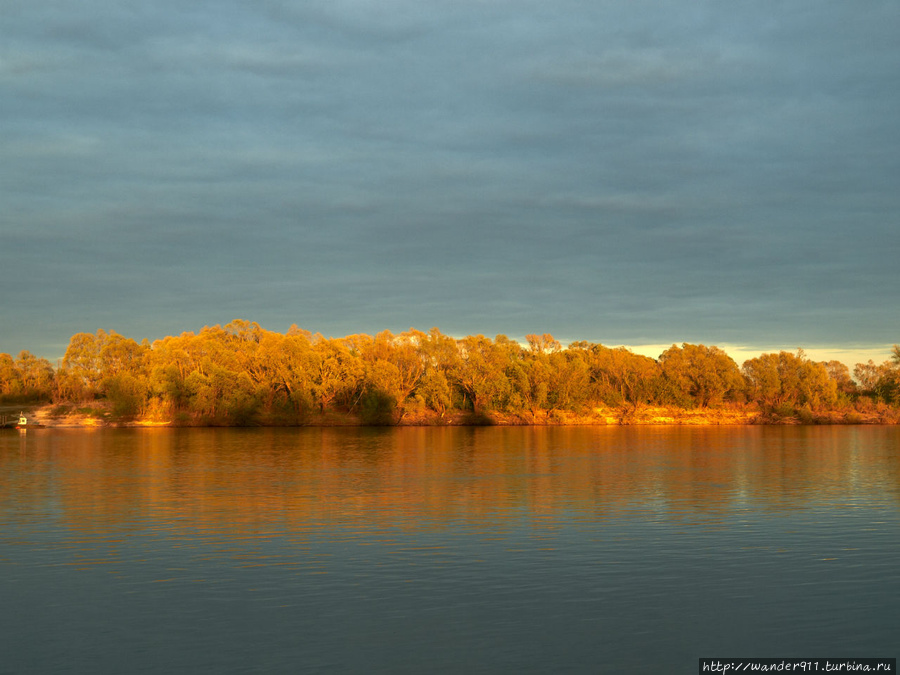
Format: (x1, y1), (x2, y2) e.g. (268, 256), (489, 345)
(1, 426), (898, 674)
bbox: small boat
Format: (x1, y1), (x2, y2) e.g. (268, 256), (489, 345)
(15, 413), (44, 430)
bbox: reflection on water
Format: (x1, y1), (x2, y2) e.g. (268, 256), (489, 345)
(4, 427), (899, 530)
(1, 426), (899, 674)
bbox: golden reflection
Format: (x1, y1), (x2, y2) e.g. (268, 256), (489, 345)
(1, 427), (898, 541)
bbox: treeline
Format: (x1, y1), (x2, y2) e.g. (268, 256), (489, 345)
(2, 320), (900, 425)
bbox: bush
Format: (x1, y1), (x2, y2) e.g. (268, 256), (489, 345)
(796, 406), (816, 424)
(358, 390), (397, 426)
(103, 374), (146, 419)
(843, 412), (863, 424)
(773, 402), (796, 418)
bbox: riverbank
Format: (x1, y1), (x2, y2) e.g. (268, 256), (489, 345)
(12, 403), (899, 428)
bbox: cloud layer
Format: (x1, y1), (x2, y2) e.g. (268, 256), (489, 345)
(2, 0), (899, 359)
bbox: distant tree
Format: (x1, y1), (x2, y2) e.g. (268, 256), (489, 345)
(408, 328), (458, 417)
(743, 350), (837, 410)
(853, 347), (900, 404)
(360, 330), (425, 414)
(822, 361), (856, 396)
(570, 343), (662, 406)
(60, 332), (104, 399)
(251, 329), (316, 419)
(311, 337), (364, 413)
(417, 369), (452, 418)
(546, 350), (590, 411)
(853, 360), (887, 393)
(104, 373), (147, 419)
(15, 351), (55, 400)
(0, 353), (24, 397)
(659, 343), (745, 407)
(526, 333), (561, 354)
(887, 346), (900, 404)
(223, 319), (262, 344)
(98, 331), (148, 378)
(454, 335), (511, 413)
(40, 322), (898, 425)
(513, 356), (550, 416)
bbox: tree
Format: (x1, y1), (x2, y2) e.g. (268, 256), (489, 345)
(742, 350), (837, 410)
(571, 343), (662, 406)
(823, 361), (856, 397)
(853, 360), (889, 393)
(104, 373), (147, 419)
(251, 329), (316, 420)
(15, 351), (55, 400)
(0, 353), (24, 397)
(512, 356), (550, 416)
(223, 319), (262, 344)
(359, 330), (425, 414)
(98, 332), (147, 377)
(659, 343), (744, 407)
(854, 350), (900, 404)
(310, 337), (364, 413)
(546, 350), (590, 411)
(417, 369), (452, 417)
(526, 333), (561, 354)
(409, 328), (458, 417)
(60, 332), (104, 399)
(453, 335), (512, 413)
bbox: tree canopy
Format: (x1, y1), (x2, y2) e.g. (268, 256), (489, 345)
(2, 323), (898, 424)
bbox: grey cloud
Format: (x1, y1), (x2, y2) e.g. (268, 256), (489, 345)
(1, 0), (898, 359)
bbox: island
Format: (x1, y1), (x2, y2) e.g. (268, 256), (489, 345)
(2, 321), (899, 427)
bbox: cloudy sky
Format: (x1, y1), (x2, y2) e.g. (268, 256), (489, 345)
(2, 0), (898, 366)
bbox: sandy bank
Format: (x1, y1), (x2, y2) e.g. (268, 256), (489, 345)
(16, 403), (895, 428)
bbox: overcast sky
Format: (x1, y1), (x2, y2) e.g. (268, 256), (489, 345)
(2, 0), (898, 366)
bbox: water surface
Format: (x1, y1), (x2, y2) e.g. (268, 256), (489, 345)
(1, 426), (898, 673)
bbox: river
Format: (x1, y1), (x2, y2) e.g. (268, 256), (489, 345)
(1, 426), (898, 673)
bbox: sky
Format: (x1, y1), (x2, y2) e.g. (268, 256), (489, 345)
(2, 0), (898, 368)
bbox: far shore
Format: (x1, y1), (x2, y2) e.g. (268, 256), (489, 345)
(6, 403), (897, 429)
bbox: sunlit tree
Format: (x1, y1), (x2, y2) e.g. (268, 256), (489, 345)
(822, 361), (856, 397)
(0, 353), (24, 397)
(659, 343), (745, 407)
(742, 350), (837, 410)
